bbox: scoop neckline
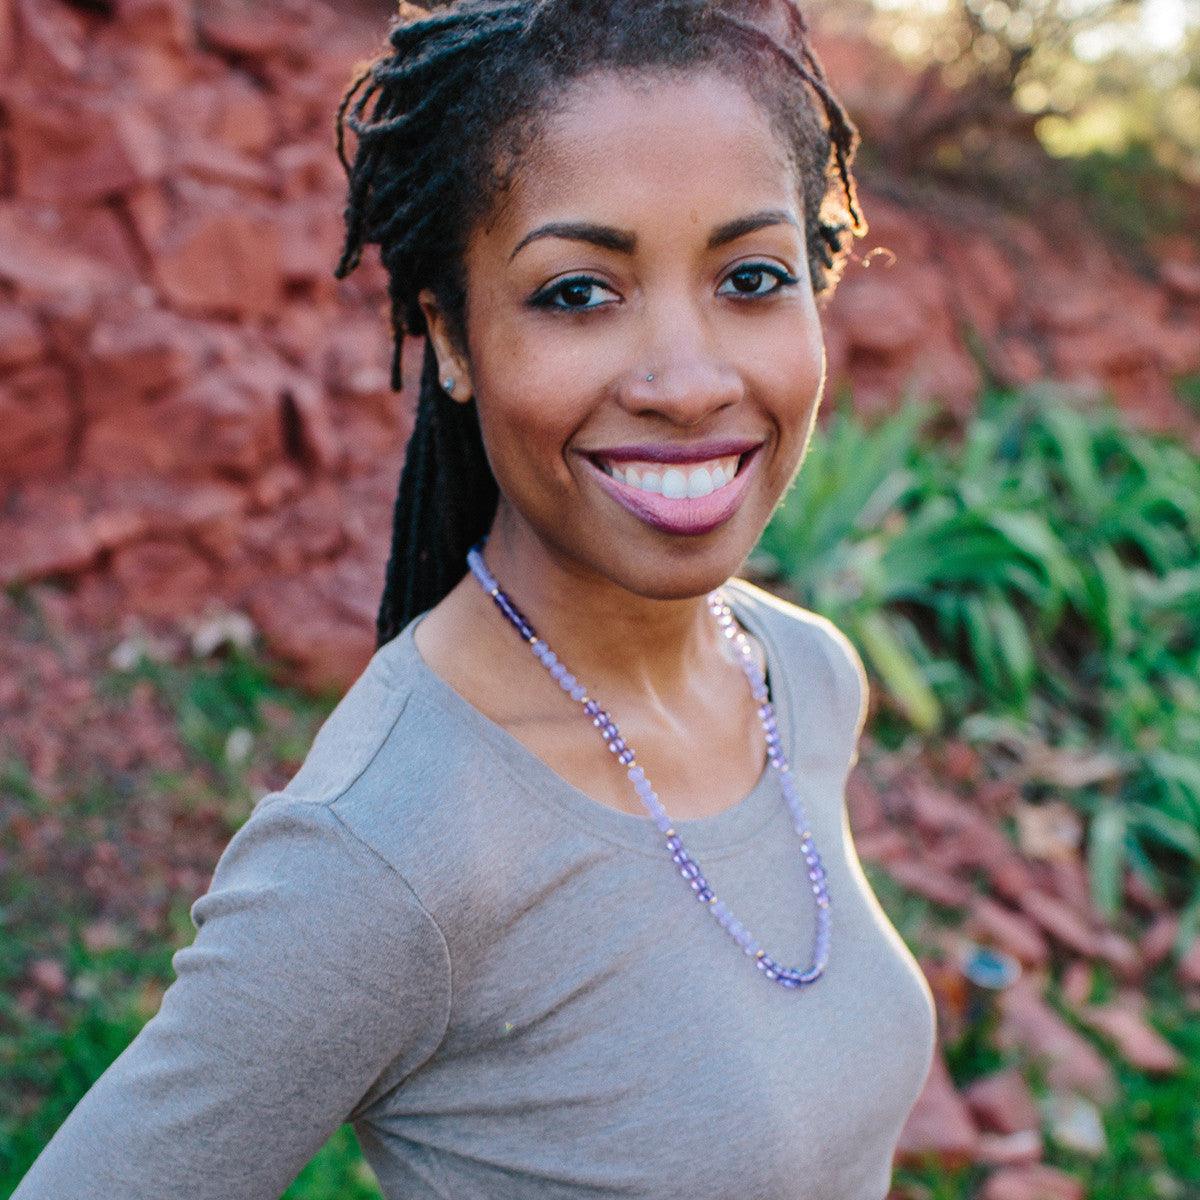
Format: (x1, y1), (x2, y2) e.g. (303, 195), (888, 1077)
(388, 578), (793, 857)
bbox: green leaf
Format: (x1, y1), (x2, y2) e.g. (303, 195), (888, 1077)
(854, 609), (942, 734)
(989, 596), (1036, 702)
(1087, 800), (1126, 923)
(1174, 883), (1200, 964)
(1127, 802), (1200, 863)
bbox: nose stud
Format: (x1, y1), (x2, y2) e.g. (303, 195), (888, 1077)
(645, 372), (655, 382)
(442, 377), (456, 392)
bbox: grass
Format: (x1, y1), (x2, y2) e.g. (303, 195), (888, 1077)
(0, 643), (373, 1198)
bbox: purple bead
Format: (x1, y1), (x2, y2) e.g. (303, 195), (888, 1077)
(550, 662), (567, 680)
(583, 699), (600, 716)
(671, 850), (689, 865)
(618, 748), (635, 765)
(665, 834), (681, 851)
(570, 685), (586, 701)
(679, 862), (699, 879)
(698, 886), (714, 902)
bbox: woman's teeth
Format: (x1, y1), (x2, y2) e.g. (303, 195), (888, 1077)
(596, 455), (741, 499)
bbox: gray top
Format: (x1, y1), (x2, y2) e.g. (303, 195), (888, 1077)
(13, 577), (936, 1200)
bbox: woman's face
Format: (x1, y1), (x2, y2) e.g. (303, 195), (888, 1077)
(424, 67), (827, 600)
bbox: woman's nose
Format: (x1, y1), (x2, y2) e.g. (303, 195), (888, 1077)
(616, 321), (744, 425)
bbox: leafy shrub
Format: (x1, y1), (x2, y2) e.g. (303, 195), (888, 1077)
(758, 382), (1200, 926)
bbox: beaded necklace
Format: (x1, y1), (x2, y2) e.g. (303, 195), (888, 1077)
(466, 537), (830, 987)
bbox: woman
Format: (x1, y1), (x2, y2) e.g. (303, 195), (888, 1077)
(14, 1), (937, 1197)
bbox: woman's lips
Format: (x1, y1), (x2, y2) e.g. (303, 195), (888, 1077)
(579, 445), (761, 536)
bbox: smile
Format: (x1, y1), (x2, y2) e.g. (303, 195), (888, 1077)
(594, 454), (742, 498)
(580, 445), (762, 536)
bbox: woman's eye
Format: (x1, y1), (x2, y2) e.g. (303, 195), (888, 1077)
(718, 264), (799, 298)
(530, 276), (619, 311)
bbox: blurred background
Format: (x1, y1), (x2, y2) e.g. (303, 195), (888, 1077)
(1, 0), (1198, 1197)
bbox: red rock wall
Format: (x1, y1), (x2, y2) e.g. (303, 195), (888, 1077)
(2, 0), (1198, 691)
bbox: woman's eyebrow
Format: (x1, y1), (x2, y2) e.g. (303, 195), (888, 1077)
(509, 222), (636, 261)
(708, 209), (800, 248)
(508, 208), (800, 262)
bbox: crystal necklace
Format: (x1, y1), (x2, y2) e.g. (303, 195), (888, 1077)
(466, 537), (830, 988)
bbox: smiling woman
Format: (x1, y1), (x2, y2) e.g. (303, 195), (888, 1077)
(10, 4), (938, 1200)
(424, 68), (830, 576)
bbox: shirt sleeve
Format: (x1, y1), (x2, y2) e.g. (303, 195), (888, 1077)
(11, 794), (452, 1200)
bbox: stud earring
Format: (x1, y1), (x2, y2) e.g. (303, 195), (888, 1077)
(442, 377), (456, 392)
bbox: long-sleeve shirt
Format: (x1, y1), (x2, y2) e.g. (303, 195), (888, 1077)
(12, 576), (937, 1200)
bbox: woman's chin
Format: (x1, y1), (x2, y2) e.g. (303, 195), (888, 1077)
(577, 536), (763, 602)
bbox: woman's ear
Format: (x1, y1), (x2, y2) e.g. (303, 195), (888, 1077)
(417, 288), (474, 403)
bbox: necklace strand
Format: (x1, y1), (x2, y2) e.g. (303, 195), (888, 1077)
(466, 538), (830, 988)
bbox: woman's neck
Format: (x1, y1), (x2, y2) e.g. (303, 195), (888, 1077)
(457, 511), (746, 713)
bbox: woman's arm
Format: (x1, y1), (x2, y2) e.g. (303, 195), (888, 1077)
(11, 795), (452, 1200)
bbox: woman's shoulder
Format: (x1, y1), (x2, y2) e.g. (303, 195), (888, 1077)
(193, 642), (458, 998)
(724, 576), (869, 749)
(281, 643), (417, 806)
(255, 624), (501, 904)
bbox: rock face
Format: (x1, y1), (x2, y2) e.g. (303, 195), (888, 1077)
(2, 0), (1198, 689)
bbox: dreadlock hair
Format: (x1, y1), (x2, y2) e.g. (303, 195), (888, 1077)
(333, 0), (868, 649)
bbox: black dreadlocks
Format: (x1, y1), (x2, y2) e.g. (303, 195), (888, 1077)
(333, 0), (867, 649)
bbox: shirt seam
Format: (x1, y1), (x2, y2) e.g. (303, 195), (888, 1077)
(285, 659), (455, 1075)
(324, 800), (454, 1078)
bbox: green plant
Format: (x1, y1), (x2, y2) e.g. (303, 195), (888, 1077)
(758, 382), (1200, 926)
